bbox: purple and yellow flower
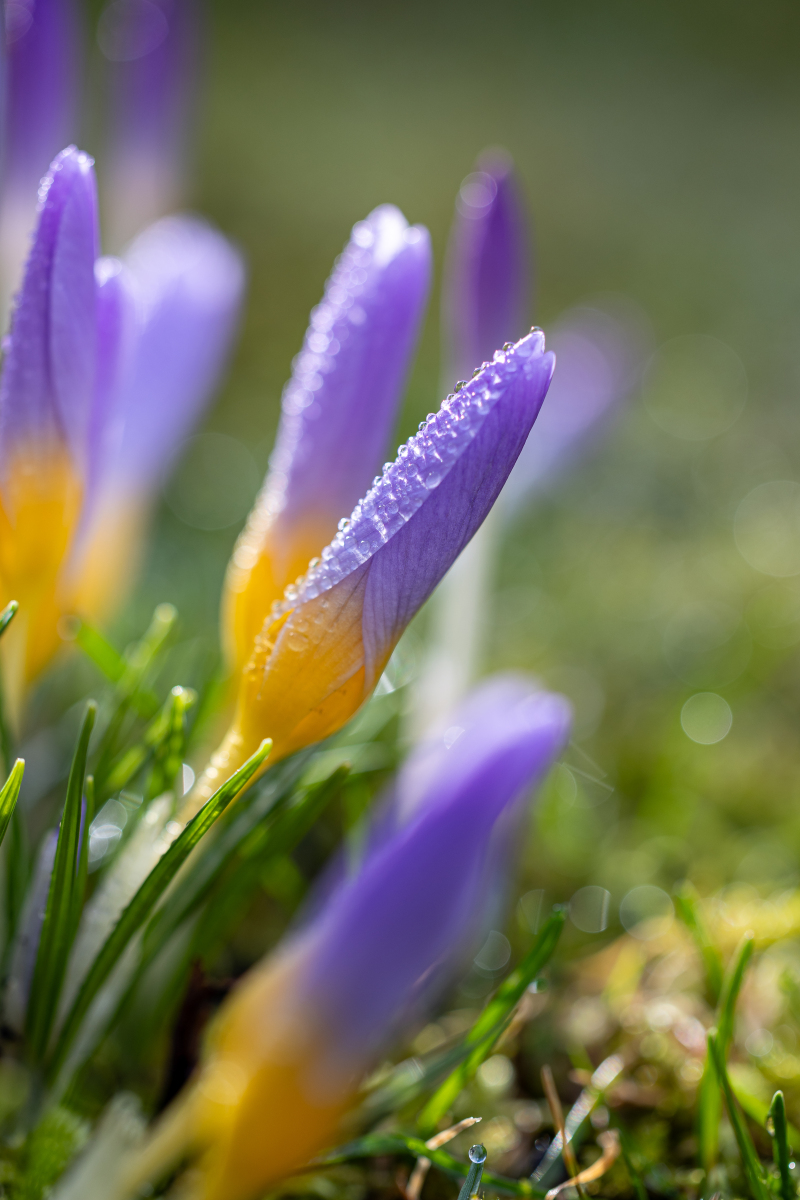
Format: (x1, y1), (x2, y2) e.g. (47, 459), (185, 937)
(188, 328), (554, 812)
(0, 146), (244, 714)
(222, 205), (431, 678)
(124, 676), (571, 1200)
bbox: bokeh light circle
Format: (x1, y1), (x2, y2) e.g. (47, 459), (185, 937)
(734, 480), (800, 577)
(680, 692), (732, 744)
(569, 885), (611, 933)
(642, 334), (747, 441)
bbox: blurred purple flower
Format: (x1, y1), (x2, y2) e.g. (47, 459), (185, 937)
(0, 0), (80, 302)
(502, 300), (650, 511)
(98, 0), (196, 247)
(189, 330), (554, 811)
(223, 204), (431, 677)
(443, 149), (530, 385)
(2, 0), (79, 204)
(135, 676), (571, 1200)
(0, 147), (244, 700)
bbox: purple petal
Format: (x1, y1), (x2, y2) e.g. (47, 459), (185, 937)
(502, 300), (651, 510)
(262, 205), (431, 554)
(110, 214), (245, 496)
(87, 257), (136, 502)
(299, 682), (570, 1075)
(99, 0), (196, 245)
(3, 0), (79, 201)
(0, 147), (99, 479)
(275, 331), (554, 692)
(443, 150), (530, 384)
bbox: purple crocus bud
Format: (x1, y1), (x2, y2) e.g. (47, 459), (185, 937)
(0, 0), (80, 302)
(188, 329), (554, 813)
(122, 677), (570, 1200)
(443, 149), (530, 385)
(223, 205), (431, 678)
(0, 147), (99, 710)
(97, 0), (196, 248)
(70, 213), (246, 621)
(502, 300), (649, 511)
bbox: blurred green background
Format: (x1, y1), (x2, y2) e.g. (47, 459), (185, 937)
(91, 0), (800, 935)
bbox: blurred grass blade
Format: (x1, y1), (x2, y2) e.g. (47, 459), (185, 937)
(418, 909), (566, 1134)
(92, 605), (177, 790)
(708, 1033), (770, 1200)
(71, 775), (94, 940)
(26, 703), (96, 1061)
(319, 1133), (544, 1197)
(674, 882), (724, 1004)
(0, 758), (24, 851)
(48, 738), (272, 1083)
(146, 686), (196, 801)
(0, 601), (19, 776)
(69, 617), (126, 683)
(532, 1053), (624, 1185)
(0, 601), (19, 639)
(718, 933), (755, 1050)
(769, 1091), (794, 1200)
(615, 1123), (648, 1200)
(699, 931), (755, 1173)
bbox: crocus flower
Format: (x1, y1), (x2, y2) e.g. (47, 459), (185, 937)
(442, 149), (529, 386)
(120, 677), (571, 1200)
(98, 0), (196, 248)
(222, 205), (431, 679)
(187, 328), (554, 814)
(0, 146), (244, 713)
(0, 147), (98, 709)
(0, 0), (80, 303)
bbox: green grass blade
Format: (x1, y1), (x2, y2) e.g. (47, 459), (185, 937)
(718, 932), (755, 1050)
(0, 600), (19, 639)
(615, 1123), (648, 1200)
(708, 1032), (771, 1200)
(0, 601), (19, 776)
(674, 882), (724, 1004)
(136, 749), (319, 963)
(418, 908), (566, 1134)
(4, 808), (28, 955)
(26, 703), (96, 1061)
(0, 758), (24, 851)
(91, 605), (177, 791)
(769, 1091), (794, 1200)
(145, 686), (196, 801)
(70, 617), (126, 682)
(47, 737), (272, 1083)
(457, 1146), (486, 1200)
(699, 930), (755, 1173)
(317, 1133), (545, 1197)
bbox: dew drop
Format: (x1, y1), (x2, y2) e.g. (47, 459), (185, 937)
(468, 1144), (487, 1164)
